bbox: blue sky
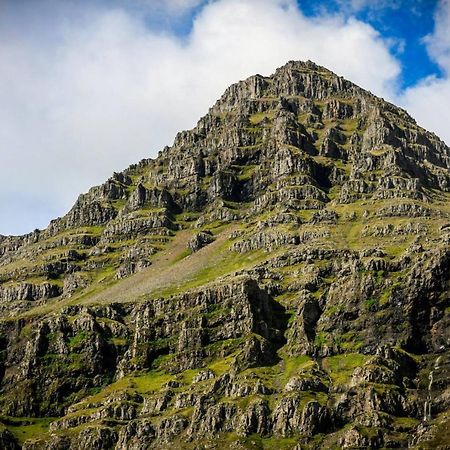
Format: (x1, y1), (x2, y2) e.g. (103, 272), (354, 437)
(300, 0), (443, 88)
(0, 0), (449, 235)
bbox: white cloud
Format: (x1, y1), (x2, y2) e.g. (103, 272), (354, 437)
(399, 0), (450, 145)
(0, 0), (401, 235)
(423, 0), (450, 72)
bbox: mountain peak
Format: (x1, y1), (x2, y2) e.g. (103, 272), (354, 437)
(0, 61), (449, 449)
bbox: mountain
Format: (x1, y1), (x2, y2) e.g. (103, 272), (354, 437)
(0, 60), (449, 449)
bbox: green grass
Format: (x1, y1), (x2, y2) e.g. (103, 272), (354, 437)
(369, 146), (391, 156)
(280, 355), (315, 385)
(237, 164), (258, 181)
(179, 369), (201, 385)
(170, 248), (193, 264)
(132, 371), (174, 394)
(242, 433), (299, 449)
(107, 337), (129, 346)
(322, 353), (368, 385)
(68, 369), (175, 411)
(334, 331), (364, 352)
(1, 417), (56, 445)
(365, 298), (378, 311)
(68, 331), (88, 350)
(155, 244), (269, 298)
(208, 356), (234, 375)
(249, 111), (275, 125)
(379, 286), (395, 306)
(391, 416), (420, 430)
(314, 332), (330, 347)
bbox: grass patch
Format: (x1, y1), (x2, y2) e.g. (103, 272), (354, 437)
(314, 332), (330, 347)
(1, 417), (55, 445)
(131, 371), (174, 394)
(249, 111), (275, 125)
(279, 355), (315, 385)
(365, 298), (379, 311)
(107, 337), (129, 346)
(208, 356), (234, 376)
(155, 244), (269, 298)
(392, 416), (420, 430)
(68, 331), (88, 350)
(71, 369), (175, 409)
(322, 353), (367, 385)
(171, 248), (192, 264)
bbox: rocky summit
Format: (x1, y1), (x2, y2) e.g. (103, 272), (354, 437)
(0, 60), (449, 449)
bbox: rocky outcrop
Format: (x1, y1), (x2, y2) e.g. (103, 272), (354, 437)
(0, 282), (62, 307)
(187, 231), (214, 252)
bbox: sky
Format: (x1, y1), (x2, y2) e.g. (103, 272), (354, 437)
(0, 0), (449, 236)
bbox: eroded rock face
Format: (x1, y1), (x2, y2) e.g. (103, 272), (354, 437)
(1, 244), (448, 448)
(187, 231), (214, 252)
(0, 283), (62, 303)
(1, 60), (450, 448)
(0, 279), (287, 418)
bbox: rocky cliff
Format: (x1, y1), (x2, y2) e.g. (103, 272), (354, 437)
(0, 60), (449, 449)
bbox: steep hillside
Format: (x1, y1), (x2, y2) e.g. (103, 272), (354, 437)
(0, 61), (449, 449)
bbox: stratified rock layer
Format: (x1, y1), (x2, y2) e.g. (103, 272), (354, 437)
(0, 61), (449, 449)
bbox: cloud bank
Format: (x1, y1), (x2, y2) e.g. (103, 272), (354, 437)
(0, 0), (445, 235)
(400, 0), (450, 141)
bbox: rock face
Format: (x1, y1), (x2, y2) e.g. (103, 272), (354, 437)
(0, 60), (449, 448)
(187, 231), (214, 252)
